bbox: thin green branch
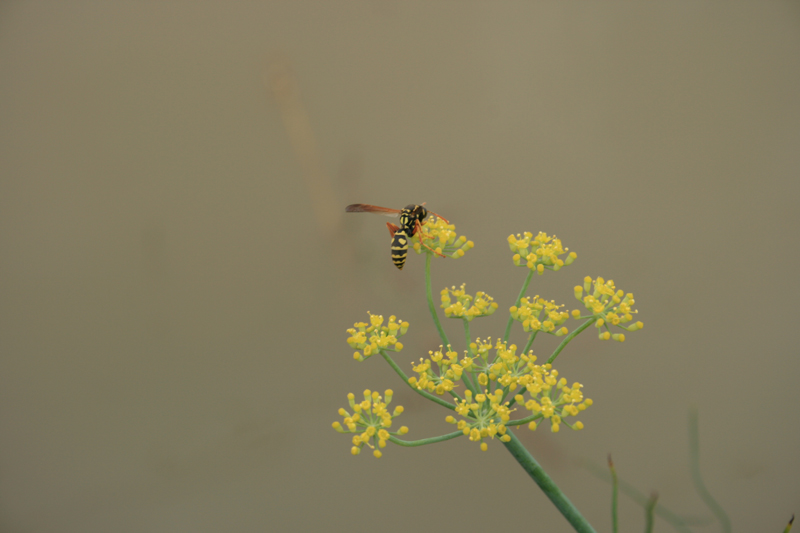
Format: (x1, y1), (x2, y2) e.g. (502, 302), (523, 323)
(461, 319), (478, 393)
(782, 515), (794, 533)
(522, 329), (538, 355)
(425, 252), (450, 349)
(609, 455), (619, 533)
(546, 317), (597, 365)
(447, 389), (463, 404)
(502, 430), (597, 533)
(689, 408), (731, 533)
(389, 430), (463, 447)
(579, 457), (706, 533)
(504, 269), (534, 343)
(504, 412), (543, 427)
(644, 492), (658, 533)
(379, 349), (455, 411)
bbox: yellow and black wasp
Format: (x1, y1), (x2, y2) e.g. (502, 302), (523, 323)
(345, 203), (448, 269)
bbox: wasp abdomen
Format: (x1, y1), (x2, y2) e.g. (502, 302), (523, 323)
(391, 229), (410, 269)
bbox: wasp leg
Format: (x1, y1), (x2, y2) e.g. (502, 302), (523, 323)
(429, 212), (449, 224)
(413, 220), (446, 258)
(386, 222), (400, 237)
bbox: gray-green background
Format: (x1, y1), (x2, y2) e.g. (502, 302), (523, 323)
(1, 2), (798, 531)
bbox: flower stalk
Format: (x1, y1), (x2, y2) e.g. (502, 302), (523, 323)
(502, 430), (597, 533)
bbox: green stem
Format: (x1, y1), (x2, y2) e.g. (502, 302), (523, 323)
(504, 269), (534, 343)
(379, 350), (455, 411)
(461, 319), (478, 394)
(389, 430), (463, 447)
(688, 409), (731, 533)
(426, 252), (451, 349)
(609, 455), (619, 533)
(546, 318), (597, 365)
(579, 457), (701, 533)
(644, 492), (658, 533)
(522, 330), (538, 355)
(504, 413), (543, 427)
(502, 431), (597, 533)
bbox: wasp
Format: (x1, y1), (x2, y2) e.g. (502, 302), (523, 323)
(345, 203), (448, 269)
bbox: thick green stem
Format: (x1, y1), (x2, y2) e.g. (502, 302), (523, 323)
(504, 269), (534, 343)
(389, 430), (463, 447)
(379, 350), (455, 411)
(546, 318), (597, 365)
(502, 431), (597, 533)
(426, 252), (450, 349)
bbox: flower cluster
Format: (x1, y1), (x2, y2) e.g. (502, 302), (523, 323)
(346, 313), (409, 361)
(443, 339), (591, 449)
(513, 370), (592, 434)
(508, 231), (576, 274)
(332, 389), (408, 458)
(447, 388), (512, 451)
(336, 220), (641, 461)
(412, 216), (474, 260)
(440, 283), (499, 321)
(408, 346), (473, 395)
(509, 296), (569, 336)
(572, 276), (643, 342)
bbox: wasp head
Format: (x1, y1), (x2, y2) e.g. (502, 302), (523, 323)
(404, 204), (428, 223)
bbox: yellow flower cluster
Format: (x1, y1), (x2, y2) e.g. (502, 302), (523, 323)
(346, 313), (409, 361)
(445, 339), (591, 448)
(572, 276), (643, 342)
(514, 376), (592, 433)
(412, 217), (474, 260)
(509, 296), (569, 336)
(332, 389), (409, 458)
(508, 231), (577, 274)
(446, 388), (512, 451)
(408, 346), (474, 395)
(440, 283), (499, 321)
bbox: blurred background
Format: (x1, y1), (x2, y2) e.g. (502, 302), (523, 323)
(1, 2), (798, 531)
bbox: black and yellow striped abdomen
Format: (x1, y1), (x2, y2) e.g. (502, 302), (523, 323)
(391, 229), (411, 269)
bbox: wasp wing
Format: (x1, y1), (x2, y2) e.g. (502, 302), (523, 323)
(345, 204), (402, 217)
